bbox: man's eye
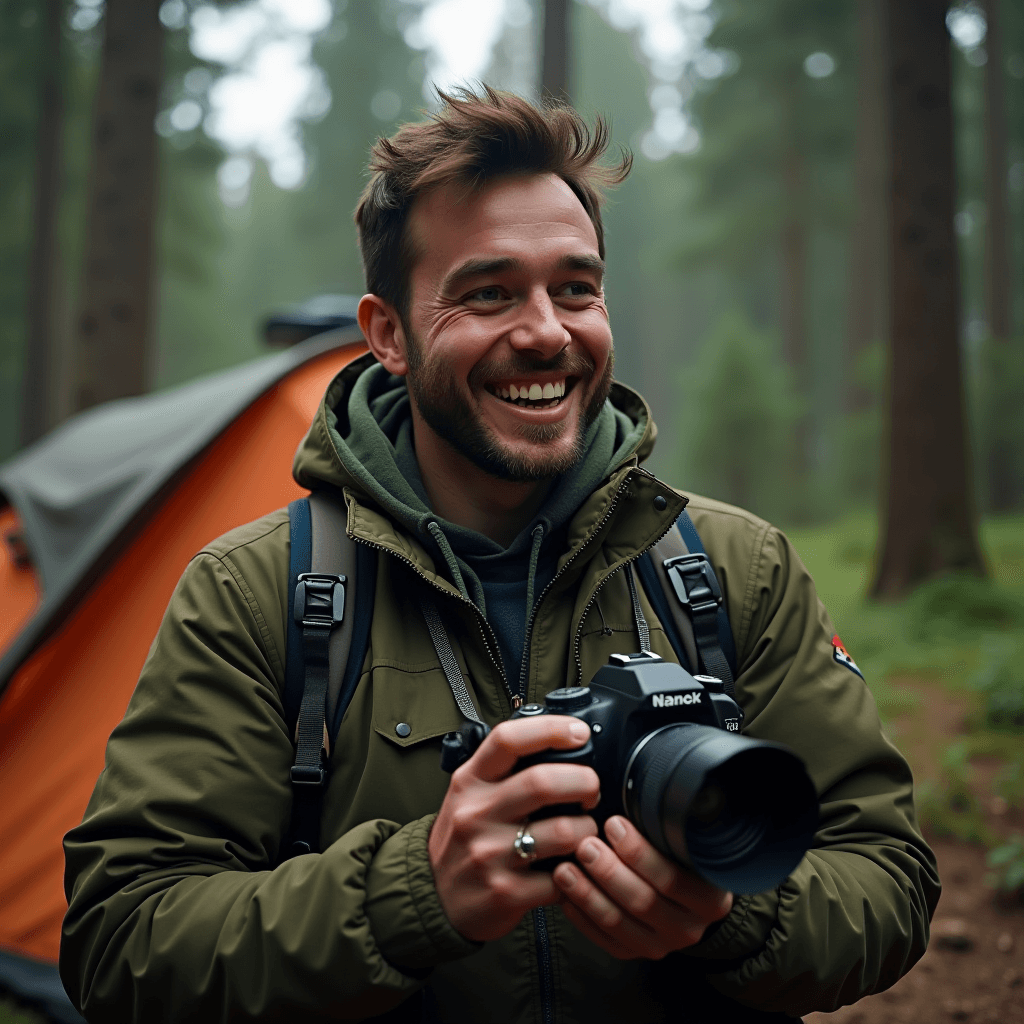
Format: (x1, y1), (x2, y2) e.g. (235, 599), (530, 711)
(560, 282), (593, 297)
(470, 287), (503, 302)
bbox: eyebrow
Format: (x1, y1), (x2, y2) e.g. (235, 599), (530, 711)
(440, 252), (606, 297)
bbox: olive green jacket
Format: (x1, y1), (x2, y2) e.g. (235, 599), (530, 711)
(61, 367), (939, 1023)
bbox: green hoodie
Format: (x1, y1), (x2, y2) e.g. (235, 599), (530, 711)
(330, 361), (646, 684)
(61, 356), (939, 1023)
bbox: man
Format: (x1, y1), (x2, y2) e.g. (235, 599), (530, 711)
(61, 89), (939, 1023)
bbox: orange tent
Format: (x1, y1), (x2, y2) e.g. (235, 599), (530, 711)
(0, 330), (366, 1021)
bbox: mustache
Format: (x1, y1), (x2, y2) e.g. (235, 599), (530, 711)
(469, 350), (596, 387)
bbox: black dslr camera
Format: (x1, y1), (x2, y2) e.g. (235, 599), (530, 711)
(442, 652), (818, 895)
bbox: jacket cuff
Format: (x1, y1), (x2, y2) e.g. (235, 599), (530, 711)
(365, 814), (482, 973)
(683, 888), (780, 962)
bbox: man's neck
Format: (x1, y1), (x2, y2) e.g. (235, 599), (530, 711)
(412, 422), (551, 547)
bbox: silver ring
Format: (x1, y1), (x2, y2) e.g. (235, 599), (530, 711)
(513, 824), (537, 861)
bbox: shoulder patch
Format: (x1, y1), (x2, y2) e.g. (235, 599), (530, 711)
(832, 634), (864, 679)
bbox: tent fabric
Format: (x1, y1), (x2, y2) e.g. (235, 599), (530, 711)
(0, 328), (364, 692)
(0, 949), (83, 1023)
(0, 337), (366, 989)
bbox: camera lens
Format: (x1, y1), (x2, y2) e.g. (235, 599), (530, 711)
(622, 724), (817, 894)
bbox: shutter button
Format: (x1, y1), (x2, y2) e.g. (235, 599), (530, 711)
(395, 722), (412, 738)
(653, 495), (668, 511)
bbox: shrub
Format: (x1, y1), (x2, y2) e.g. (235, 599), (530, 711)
(675, 309), (803, 523)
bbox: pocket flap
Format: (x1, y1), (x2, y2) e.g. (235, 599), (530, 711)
(372, 665), (467, 748)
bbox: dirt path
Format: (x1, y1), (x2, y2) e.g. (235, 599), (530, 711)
(806, 679), (1024, 1024)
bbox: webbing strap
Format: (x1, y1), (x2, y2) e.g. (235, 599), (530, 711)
(674, 511), (738, 677)
(419, 594), (484, 725)
(636, 510), (737, 698)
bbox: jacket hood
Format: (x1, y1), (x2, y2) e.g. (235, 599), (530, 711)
(293, 352), (658, 531)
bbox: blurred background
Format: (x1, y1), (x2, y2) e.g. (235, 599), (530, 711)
(0, 1), (1023, 1020)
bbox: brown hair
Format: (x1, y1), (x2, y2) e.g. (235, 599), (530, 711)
(354, 86), (632, 322)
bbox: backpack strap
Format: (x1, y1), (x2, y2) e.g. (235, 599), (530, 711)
(635, 509), (738, 698)
(284, 492), (375, 858)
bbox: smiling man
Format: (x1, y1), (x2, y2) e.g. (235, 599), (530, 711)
(61, 89), (938, 1024)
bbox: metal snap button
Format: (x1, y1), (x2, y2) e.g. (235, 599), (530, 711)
(653, 495), (668, 511)
(395, 722), (412, 738)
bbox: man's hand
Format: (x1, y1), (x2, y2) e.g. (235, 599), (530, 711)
(553, 815), (733, 960)
(429, 717), (600, 942)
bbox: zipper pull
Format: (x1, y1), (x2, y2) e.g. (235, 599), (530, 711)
(511, 695), (524, 710)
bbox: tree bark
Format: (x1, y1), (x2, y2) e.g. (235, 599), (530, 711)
(20, 0), (65, 447)
(844, 0), (889, 413)
(73, 0), (163, 412)
(980, 0), (1012, 342)
(541, 0), (571, 102)
(872, 0), (985, 599)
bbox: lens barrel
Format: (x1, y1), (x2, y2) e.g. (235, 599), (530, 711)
(622, 724), (817, 894)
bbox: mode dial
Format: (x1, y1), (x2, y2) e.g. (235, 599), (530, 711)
(544, 686), (592, 711)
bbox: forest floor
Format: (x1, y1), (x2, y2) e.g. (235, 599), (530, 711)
(805, 677), (1024, 1024)
(791, 513), (1024, 1024)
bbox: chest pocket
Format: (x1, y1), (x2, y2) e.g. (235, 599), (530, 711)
(371, 663), (467, 749)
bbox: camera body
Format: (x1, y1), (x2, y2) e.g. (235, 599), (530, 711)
(442, 651), (818, 894)
(511, 651), (743, 824)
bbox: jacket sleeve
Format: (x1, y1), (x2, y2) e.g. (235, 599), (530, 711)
(60, 547), (477, 1023)
(680, 518), (941, 1017)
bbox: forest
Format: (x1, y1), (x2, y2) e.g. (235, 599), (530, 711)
(1, 1), (1023, 1022)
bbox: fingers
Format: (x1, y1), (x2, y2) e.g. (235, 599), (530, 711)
(603, 817), (733, 922)
(510, 815), (599, 867)
(498, 763), (601, 822)
(552, 823), (733, 960)
(469, 717), (591, 783)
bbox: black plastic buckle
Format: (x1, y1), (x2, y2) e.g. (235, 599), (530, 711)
(290, 764), (325, 786)
(663, 554), (723, 616)
(293, 573), (346, 629)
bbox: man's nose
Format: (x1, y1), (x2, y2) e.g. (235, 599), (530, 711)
(507, 288), (570, 357)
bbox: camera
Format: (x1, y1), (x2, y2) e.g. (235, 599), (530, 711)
(441, 652), (819, 894)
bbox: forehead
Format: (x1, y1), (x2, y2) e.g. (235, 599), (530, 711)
(407, 173), (600, 283)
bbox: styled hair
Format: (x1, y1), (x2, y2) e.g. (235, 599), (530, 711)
(354, 86), (632, 321)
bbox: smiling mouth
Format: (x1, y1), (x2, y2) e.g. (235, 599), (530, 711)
(485, 377), (577, 410)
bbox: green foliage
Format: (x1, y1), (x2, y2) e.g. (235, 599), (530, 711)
(836, 341), (885, 504)
(675, 309), (803, 522)
(986, 833), (1024, 897)
(968, 636), (1024, 732)
(916, 741), (996, 845)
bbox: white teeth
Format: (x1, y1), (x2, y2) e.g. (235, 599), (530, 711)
(557, 381), (565, 397)
(529, 383), (543, 400)
(502, 387), (509, 399)
(509, 385), (519, 399)
(542, 383), (555, 399)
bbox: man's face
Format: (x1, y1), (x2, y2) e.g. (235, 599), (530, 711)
(401, 173), (614, 481)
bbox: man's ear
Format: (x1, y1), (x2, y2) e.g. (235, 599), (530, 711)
(359, 294), (409, 376)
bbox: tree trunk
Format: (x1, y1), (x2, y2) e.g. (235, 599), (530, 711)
(980, 0), (1012, 342)
(73, 0), (163, 412)
(20, 0), (64, 447)
(872, 0), (985, 599)
(541, 0), (571, 102)
(780, 136), (810, 482)
(979, 0), (1017, 511)
(844, 0), (889, 413)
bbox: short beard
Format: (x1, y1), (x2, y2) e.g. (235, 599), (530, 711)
(405, 340), (614, 482)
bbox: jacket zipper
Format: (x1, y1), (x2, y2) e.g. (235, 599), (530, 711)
(350, 536), (515, 711)
(533, 907), (556, 1024)
(517, 466), (679, 699)
(353, 468), (678, 1024)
